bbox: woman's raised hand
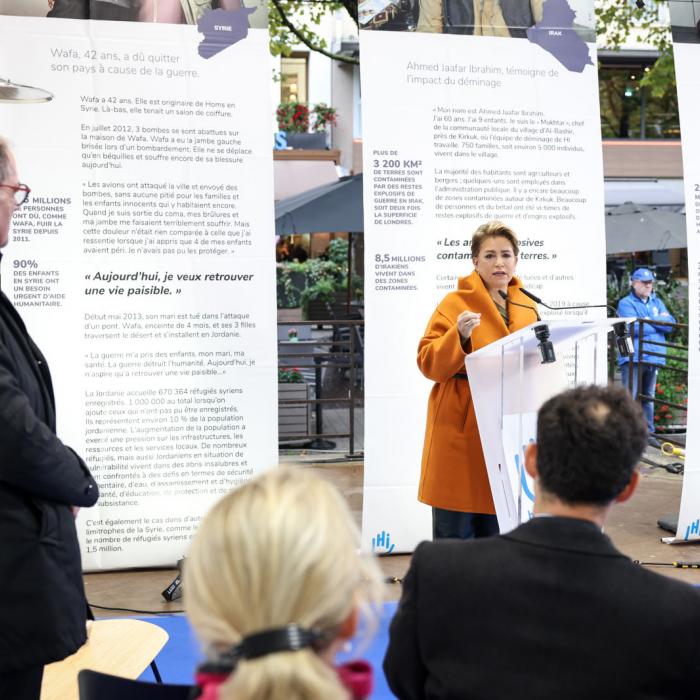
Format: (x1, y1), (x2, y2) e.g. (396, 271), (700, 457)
(456, 310), (481, 341)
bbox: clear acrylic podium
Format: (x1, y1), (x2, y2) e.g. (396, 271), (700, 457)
(465, 318), (624, 534)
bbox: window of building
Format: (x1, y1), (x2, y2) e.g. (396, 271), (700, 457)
(280, 54), (309, 104)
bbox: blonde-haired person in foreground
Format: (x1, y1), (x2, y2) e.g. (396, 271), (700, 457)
(185, 467), (384, 700)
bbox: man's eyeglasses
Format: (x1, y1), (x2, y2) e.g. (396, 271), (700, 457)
(0, 183), (31, 207)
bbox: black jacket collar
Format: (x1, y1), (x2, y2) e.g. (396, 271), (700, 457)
(502, 516), (626, 559)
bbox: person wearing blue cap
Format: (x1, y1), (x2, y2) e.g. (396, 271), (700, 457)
(617, 268), (676, 446)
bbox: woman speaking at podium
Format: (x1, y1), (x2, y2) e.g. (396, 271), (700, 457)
(418, 221), (538, 540)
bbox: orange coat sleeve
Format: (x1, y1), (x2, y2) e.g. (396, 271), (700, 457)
(417, 308), (468, 383)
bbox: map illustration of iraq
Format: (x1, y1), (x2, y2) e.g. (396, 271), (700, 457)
(526, 0), (593, 73)
(197, 7), (256, 59)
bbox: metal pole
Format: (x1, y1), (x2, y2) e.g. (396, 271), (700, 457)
(315, 353), (323, 436)
(627, 321), (634, 392)
(637, 320), (644, 407)
(346, 232), (353, 316)
(593, 331), (598, 385)
(517, 337), (524, 524)
(349, 325), (356, 455)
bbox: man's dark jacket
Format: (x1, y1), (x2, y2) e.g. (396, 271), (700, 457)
(0, 273), (98, 673)
(384, 517), (700, 700)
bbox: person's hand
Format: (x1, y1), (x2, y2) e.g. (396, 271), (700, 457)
(456, 310), (481, 341)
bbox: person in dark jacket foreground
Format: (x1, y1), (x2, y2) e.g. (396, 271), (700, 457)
(0, 138), (99, 700)
(384, 384), (700, 700)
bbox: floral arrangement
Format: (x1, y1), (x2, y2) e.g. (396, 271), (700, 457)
(278, 367), (304, 383)
(276, 102), (310, 133)
(311, 103), (337, 132)
(276, 102), (338, 134)
(652, 340), (687, 431)
(654, 376), (687, 430)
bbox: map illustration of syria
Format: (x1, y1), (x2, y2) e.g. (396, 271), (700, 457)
(197, 7), (256, 59)
(526, 0), (593, 73)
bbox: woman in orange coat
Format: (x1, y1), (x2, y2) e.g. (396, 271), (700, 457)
(418, 221), (538, 539)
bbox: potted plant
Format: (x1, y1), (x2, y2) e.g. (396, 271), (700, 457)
(277, 242), (362, 318)
(312, 103), (337, 132)
(276, 101), (309, 133)
(654, 369), (687, 433)
(277, 262), (307, 308)
(278, 367), (309, 441)
(275, 101), (336, 150)
(297, 258), (342, 320)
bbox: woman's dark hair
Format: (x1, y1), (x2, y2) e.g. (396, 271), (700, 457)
(470, 221), (519, 259)
(535, 384), (647, 505)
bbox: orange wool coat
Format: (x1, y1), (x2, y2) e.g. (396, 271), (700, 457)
(417, 271), (538, 513)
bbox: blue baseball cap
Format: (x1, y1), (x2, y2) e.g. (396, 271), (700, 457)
(631, 268), (654, 282)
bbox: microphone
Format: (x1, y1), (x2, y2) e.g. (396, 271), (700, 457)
(161, 557), (185, 602)
(613, 321), (634, 358)
(498, 290), (552, 363)
(534, 324), (556, 364)
(498, 290), (541, 322)
(519, 289), (634, 359)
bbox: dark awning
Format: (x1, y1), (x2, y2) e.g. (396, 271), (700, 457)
(606, 204), (687, 254)
(275, 174), (363, 234)
(275, 175), (688, 252)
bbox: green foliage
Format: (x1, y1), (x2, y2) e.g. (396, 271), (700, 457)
(268, 0), (359, 64)
(342, 272), (364, 300)
(276, 263), (307, 307)
(650, 281), (687, 430)
(276, 259), (342, 309)
(306, 257), (343, 285)
(595, 0), (674, 96)
(276, 247), (362, 313)
(653, 281), (687, 429)
(607, 264), (633, 310)
(639, 52), (676, 99)
(299, 258), (343, 311)
(300, 275), (338, 308)
(327, 238), (349, 266)
(655, 349), (687, 430)
(596, 0), (671, 52)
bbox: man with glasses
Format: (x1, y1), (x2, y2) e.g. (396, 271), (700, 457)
(0, 166), (29, 248)
(617, 267), (676, 447)
(0, 138), (98, 700)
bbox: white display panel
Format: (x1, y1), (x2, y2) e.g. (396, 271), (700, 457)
(662, 39), (700, 544)
(360, 8), (606, 551)
(0, 16), (277, 569)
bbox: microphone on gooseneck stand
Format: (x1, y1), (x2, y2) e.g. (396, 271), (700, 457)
(498, 290), (553, 363)
(518, 288), (634, 359)
(498, 290), (541, 322)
